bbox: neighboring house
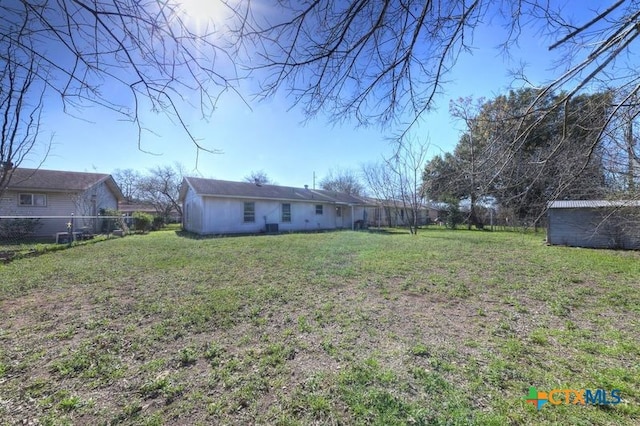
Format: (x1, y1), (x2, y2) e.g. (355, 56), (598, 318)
(118, 202), (158, 229)
(179, 177), (375, 235)
(119, 202), (181, 223)
(118, 202), (157, 216)
(547, 200), (640, 249)
(363, 200), (443, 228)
(0, 168), (124, 239)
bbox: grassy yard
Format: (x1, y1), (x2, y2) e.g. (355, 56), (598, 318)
(0, 229), (638, 425)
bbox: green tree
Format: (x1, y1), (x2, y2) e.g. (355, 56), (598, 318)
(132, 212), (153, 233)
(442, 197), (463, 230)
(424, 89), (611, 228)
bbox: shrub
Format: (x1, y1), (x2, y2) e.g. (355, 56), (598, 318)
(152, 216), (165, 231)
(99, 209), (129, 234)
(132, 212), (153, 233)
(443, 199), (463, 229)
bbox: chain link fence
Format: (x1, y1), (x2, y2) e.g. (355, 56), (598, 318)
(0, 215), (129, 249)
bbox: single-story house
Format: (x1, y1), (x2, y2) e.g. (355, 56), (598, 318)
(118, 202), (181, 227)
(179, 177), (375, 235)
(118, 202), (158, 216)
(0, 168), (124, 239)
(547, 200), (640, 249)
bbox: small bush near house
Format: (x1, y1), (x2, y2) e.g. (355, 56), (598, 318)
(132, 212), (153, 233)
(100, 208), (129, 234)
(152, 215), (165, 230)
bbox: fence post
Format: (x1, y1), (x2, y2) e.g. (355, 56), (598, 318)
(66, 213), (74, 246)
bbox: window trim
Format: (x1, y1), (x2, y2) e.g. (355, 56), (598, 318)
(281, 203), (291, 223)
(315, 204), (323, 215)
(18, 193), (47, 207)
(243, 202), (255, 223)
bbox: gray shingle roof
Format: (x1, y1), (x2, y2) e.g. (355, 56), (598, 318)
(548, 200), (640, 209)
(6, 168), (124, 199)
(183, 177), (373, 205)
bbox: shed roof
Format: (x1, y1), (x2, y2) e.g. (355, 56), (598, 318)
(548, 200), (640, 209)
(182, 177), (374, 205)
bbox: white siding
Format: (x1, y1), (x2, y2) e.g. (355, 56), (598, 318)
(94, 181), (119, 211)
(74, 181), (119, 231)
(192, 196), (352, 234)
(183, 186), (204, 234)
(1, 190), (81, 237)
(1, 190), (77, 216)
(0, 182), (119, 238)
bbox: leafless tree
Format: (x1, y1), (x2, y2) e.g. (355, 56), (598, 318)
(138, 163), (185, 222)
(386, 140), (429, 234)
(244, 170), (274, 186)
(233, 1), (640, 162)
(363, 140), (428, 234)
(1, 0), (239, 155)
(0, 16), (49, 199)
(113, 168), (143, 202)
(319, 167), (364, 195)
(601, 92), (640, 194)
(361, 161), (397, 227)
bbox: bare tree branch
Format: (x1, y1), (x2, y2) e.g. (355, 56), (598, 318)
(0, 14), (49, 198)
(1, 0), (242, 156)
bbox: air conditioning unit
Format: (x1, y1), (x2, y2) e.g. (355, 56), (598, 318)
(265, 223), (279, 233)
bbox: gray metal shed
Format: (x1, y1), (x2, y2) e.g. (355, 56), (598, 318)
(547, 200), (640, 249)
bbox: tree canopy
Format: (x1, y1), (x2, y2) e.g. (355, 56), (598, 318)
(423, 89), (612, 226)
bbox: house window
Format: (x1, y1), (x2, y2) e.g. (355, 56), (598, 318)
(336, 206), (342, 217)
(282, 203), (291, 222)
(19, 193), (47, 207)
(315, 204), (323, 215)
(243, 202), (255, 222)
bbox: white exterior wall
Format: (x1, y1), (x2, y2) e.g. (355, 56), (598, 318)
(1, 190), (81, 237)
(75, 181), (119, 232)
(93, 181), (119, 211)
(0, 182), (119, 238)
(190, 196), (355, 235)
(182, 186), (204, 234)
(0, 190), (77, 216)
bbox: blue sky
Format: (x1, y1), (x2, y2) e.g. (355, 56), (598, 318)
(24, 3), (561, 188)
